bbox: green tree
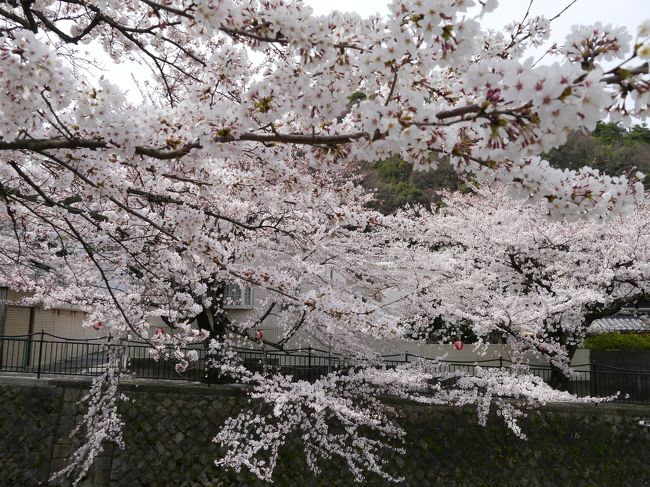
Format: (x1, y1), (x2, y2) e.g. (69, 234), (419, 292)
(361, 156), (461, 214)
(544, 122), (650, 181)
(362, 122), (650, 214)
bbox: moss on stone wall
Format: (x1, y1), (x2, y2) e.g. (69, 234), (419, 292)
(1, 378), (649, 486)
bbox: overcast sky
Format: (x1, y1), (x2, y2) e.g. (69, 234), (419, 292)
(106, 0), (649, 102)
(306, 0), (648, 60)
(305, 0), (647, 32)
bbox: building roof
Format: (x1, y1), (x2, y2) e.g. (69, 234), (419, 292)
(588, 314), (650, 334)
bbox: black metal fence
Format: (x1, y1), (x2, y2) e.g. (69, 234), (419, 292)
(1, 333), (649, 403)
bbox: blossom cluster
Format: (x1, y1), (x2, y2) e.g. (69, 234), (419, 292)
(383, 185), (650, 373)
(0, 0), (648, 483)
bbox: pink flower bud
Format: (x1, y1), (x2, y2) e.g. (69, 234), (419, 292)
(155, 327), (165, 336)
(486, 87), (502, 103)
(453, 340), (464, 351)
(92, 321), (103, 331)
(255, 329), (264, 341)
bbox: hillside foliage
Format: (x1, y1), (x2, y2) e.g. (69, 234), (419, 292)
(365, 122), (650, 214)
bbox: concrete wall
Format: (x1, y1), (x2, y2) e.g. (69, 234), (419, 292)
(2, 290), (91, 339)
(1, 376), (649, 487)
(0, 291), (97, 369)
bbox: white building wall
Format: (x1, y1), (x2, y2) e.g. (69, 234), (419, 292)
(0, 289), (95, 368)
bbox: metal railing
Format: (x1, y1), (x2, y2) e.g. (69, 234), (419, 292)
(1, 333), (649, 403)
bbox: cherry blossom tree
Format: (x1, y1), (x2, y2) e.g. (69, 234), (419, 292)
(0, 0), (648, 483)
(385, 185), (650, 389)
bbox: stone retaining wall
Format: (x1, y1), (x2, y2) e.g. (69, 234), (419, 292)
(1, 376), (650, 486)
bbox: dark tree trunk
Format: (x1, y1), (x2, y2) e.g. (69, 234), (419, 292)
(548, 366), (570, 391)
(548, 344), (578, 391)
(197, 309), (232, 383)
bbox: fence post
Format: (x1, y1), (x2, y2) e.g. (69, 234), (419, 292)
(591, 360), (599, 405)
(499, 355), (503, 369)
(328, 348), (331, 374)
(262, 343), (267, 376)
(36, 330), (44, 379)
(308, 347), (312, 381)
(404, 352), (409, 363)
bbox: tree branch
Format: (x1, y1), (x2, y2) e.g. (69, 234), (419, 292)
(0, 131), (369, 157)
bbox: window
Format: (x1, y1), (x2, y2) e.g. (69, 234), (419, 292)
(223, 283), (253, 308)
(280, 285), (301, 311)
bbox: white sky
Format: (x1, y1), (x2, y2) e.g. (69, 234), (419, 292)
(306, 0), (650, 58)
(105, 0), (650, 102)
(305, 0), (648, 31)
